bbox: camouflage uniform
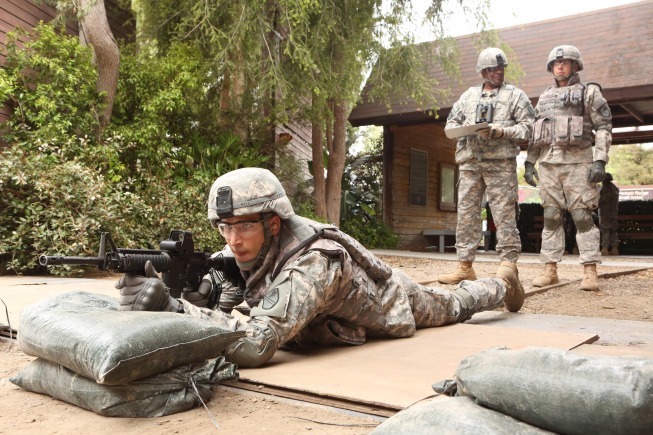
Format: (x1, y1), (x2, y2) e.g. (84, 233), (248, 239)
(182, 214), (507, 352)
(599, 177), (619, 250)
(526, 73), (612, 264)
(118, 167), (523, 368)
(446, 82), (534, 263)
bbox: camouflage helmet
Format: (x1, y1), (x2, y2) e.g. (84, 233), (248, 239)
(207, 167), (295, 225)
(546, 45), (584, 72)
(476, 48), (508, 73)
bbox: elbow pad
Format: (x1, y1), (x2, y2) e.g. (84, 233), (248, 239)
(225, 323), (278, 368)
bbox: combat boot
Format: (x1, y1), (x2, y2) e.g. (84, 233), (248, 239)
(532, 263), (560, 288)
(609, 246), (619, 256)
(496, 261), (525, 312)
(579, 264), (599, 292)
(600, 246), (609, 256)
(437, 261), (476, 285)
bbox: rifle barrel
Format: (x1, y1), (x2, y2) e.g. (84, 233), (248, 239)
(39, 255), (104, 267)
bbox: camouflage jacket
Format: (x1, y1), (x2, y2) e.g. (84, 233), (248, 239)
(218, 215), (417, 347)
(446, 82), (535, 170)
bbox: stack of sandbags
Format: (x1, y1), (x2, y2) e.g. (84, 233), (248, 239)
(373, 346), (653, 434)
(11, 291), (245, 417)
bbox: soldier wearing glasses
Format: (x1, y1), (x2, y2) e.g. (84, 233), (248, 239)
(438, 48), (535, 286)
(117, 167), (525, 368)
(524, 45), (612, 292)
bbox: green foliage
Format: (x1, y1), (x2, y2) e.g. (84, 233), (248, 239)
(339, 129), (398, 249)
(0, 147), (151, 274)
(0, 23), (105, 145)
(607, 144), (653, 185)
(340, 218), (399, 250)
(0, 24), (266, 274)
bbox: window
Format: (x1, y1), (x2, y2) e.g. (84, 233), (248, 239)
(440, 163), (457, 211)
(409, 149), (428, 206)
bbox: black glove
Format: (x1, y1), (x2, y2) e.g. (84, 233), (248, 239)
(115, 260), (180, 312)
(588, 160), (606, 183)
(181, 278), (212, 307)
(524, 161), (539, 187)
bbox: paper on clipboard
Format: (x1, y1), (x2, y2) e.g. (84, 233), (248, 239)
(444, 122), (489, 139)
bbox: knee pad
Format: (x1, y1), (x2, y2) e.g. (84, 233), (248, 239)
(543, 207), (562, 231)
(571, 208), (595, 233)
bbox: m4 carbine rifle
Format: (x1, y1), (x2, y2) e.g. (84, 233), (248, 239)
(39, 230), (243, 300)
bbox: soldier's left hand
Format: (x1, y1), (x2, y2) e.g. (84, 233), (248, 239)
(588, 160), (606, 183)
(488, 123), (504, 139)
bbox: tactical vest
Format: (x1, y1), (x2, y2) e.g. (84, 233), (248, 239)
(532, 82), (596, 149)
(274, 215), (393, 282)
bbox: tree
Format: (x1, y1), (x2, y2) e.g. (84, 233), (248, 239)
(43, 0), (120, 130)
(77, 0), (120, 128)
(128, 1), (498, 223)
(607, 144), (653, 185)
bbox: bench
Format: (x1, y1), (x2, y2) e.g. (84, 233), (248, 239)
(525, 215), (544, 252)
(615, 214), (653, 241)
(423, 229), (491, 253)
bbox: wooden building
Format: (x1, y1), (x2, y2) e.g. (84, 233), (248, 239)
(349, 1), (653, 250)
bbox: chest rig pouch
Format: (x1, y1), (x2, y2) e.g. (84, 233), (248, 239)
(532, 84), (589, 149)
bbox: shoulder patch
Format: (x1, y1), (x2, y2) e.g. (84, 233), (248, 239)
(250, 271), (291, 318)
(261, 287), (280, 310)
(600, 104), (612, 118)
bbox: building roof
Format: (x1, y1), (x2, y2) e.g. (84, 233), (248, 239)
(349, 1), (653, 145)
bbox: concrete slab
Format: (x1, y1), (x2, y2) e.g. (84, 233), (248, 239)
(467, 311), (653, 350)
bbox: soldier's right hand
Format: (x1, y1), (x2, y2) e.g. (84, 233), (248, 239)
(181, 277), (212, 307)
(476, 127), (491, 140)
(115, 260), (170, 311)
(524, 161), (539, 187)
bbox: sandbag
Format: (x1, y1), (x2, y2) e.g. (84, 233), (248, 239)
(370, 396), (552, 435)
(452, 346), (653, 435)
(18, 291), (245, 384)
(11, 356), (237, 417)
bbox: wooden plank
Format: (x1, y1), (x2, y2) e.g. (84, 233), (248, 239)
(238, 323), (596, 410)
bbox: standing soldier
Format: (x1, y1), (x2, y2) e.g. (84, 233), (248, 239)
(438, 48), (535, 285)
(599, 173), (620, 255)
(524, 45), (612, 291)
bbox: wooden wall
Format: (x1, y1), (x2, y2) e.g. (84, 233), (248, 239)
(387, 123), (458, 250)
(275, 120), (313, 194)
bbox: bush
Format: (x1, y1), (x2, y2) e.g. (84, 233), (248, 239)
(0, 148), (153, 274)
(0, 24), (268, 274)
(340, 218), (399, 250)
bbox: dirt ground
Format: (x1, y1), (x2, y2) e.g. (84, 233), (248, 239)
(1, 255), (652, 434)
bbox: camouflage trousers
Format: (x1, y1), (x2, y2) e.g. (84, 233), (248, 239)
(394, 269), (506, 327)
(456, 168), (521, 262)
(538, 162), (601, 264)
